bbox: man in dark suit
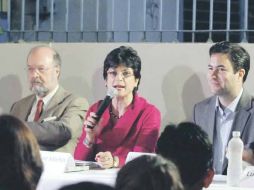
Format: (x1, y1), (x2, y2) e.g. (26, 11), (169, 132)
(10, 45), (89, 154)
(193, 41), (254, 174)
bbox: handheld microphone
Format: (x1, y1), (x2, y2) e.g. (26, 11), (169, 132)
(87, 87), (118, 129)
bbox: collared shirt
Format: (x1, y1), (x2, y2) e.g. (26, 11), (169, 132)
(28, 85), (59, 122)
(213, 88), (243, 174)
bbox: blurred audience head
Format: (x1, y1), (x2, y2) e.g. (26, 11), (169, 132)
(115, 155), (183, 190)
(0, 114), (43, 190)
(157, 122), (214, 190)
(59, 181), (114, 190)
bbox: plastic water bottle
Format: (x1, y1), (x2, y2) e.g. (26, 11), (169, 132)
(227, 131), (244, 186)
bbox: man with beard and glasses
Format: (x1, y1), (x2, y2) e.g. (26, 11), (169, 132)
(193, 41), (254, 174)
(10, 45), (89, 154)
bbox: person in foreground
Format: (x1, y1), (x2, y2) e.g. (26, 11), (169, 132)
(59, 181), (114, 190)
(0, 114), (43, 190)
(74, 46), (161, 168)
(115, 155), (183, 190)
(193, 41), (254, 174)
(157, 122), (214, 190)
(10, 45), (89, 153)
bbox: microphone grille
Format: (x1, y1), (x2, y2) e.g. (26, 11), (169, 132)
(107, 87), (118, 98)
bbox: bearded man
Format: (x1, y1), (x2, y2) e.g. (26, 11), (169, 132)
(10, 45), (88, 154)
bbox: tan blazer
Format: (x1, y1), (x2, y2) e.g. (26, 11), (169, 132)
(10, 86), (89, 154)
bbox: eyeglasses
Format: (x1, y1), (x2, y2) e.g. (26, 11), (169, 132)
(26, 66), (54, 74)
(107, 70), (134, 79)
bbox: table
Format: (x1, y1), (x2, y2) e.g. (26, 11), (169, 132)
(205, 175), (254, 190)
(37, 170), (254, 190)
(205, 184), (253, 190)
(37, 168), (119, 190)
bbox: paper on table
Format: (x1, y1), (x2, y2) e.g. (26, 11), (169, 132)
(75, 160), (102, 169)
(40, 151), (89, 173)
(213, 175), (227, 183)
(240, 166), (254, 188)
(125, 152), (156, 164)
(64, 165), (89, 173)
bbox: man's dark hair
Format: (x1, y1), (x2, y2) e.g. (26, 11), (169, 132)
(156, 122), (213, 190)
(209, 41), (250, 82)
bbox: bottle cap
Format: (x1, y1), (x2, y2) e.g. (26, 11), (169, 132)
(232, 131), (240, 137)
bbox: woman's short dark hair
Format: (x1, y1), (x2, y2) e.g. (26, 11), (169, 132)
(0, 114), (43, 190)
(115, 155), (183, 190)
(103, 46), (142, 91)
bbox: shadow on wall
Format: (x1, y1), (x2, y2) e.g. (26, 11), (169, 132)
(182, 72), (208, 121)
(161, 66), (206, 130)
(92, 67), (107, 102)
(47, 68), (105, 111)
(61, 76), (91, 102)
(0, 75), (22, 113)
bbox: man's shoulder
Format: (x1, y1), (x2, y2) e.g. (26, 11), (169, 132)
(238, 90), (254, 109)
(12, 94), (35, 106)
(57, 87), (89, 107)
(10, 94), (35, 115)
(195, 96), (216, 108)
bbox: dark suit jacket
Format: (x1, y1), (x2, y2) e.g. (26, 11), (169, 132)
(193, 89), (254, 173)
(10, 86), (89, 154)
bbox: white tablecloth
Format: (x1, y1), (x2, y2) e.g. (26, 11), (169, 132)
(205, 175), (254, 190)
(37, 170), (254, 190)
(205, 184), (254, 190)
(37, 168), (119, 190)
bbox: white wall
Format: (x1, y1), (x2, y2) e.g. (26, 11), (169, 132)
(1, 43), (254, 130)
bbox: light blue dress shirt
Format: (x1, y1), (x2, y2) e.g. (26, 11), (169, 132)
(213, 88), (243, 174)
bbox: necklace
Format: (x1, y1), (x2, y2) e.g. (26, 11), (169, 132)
(109, 105), (120, 119)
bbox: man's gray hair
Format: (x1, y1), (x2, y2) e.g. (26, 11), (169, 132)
(27, 45), (61, 67)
